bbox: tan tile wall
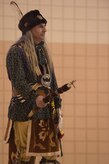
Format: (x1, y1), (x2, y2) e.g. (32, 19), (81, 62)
(0, 0), (109, 164)
(1, 41), (109, 164)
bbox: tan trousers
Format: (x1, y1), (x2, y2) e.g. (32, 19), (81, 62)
(13, 121), (30, 162)
(13, 121), (56, 162)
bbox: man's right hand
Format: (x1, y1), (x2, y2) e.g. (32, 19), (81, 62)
(35, 95), (47, 108)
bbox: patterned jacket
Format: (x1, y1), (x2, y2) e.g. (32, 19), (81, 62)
(6, 42), (61, 121)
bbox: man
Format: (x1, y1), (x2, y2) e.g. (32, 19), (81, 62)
(5, 10), (62, 164)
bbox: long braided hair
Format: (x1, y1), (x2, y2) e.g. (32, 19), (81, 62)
(15, 31), (53, 78)
(10, 1), (53, 80)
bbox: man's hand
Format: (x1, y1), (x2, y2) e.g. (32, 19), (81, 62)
(35, 95), (47, 108)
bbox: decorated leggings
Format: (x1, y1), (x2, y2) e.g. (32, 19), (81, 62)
(12, 121), (57, 163)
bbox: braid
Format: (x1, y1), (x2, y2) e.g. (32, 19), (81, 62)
(16, 31), (53, 78)
(23, 31), (41, 76)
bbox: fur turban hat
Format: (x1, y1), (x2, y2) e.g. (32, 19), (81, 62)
(18, 10), (47, 34)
